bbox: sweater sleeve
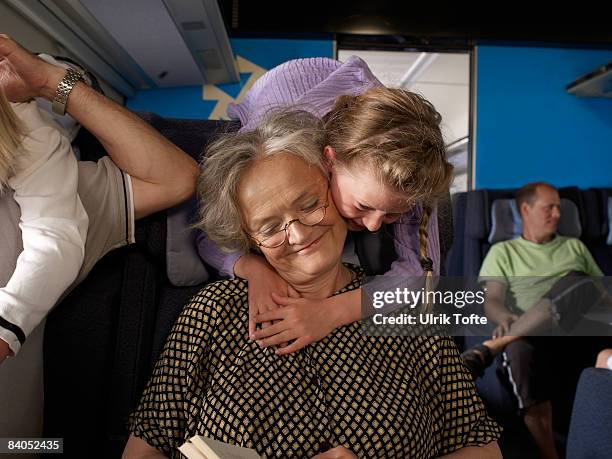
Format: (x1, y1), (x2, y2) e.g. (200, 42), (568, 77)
(196, 231), (243, 278)
(228, 55), (383, 132)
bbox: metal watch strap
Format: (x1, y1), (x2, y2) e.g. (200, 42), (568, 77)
(51, 67), (85, 116)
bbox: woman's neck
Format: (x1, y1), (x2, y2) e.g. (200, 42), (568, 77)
(285, 263), (353, 300)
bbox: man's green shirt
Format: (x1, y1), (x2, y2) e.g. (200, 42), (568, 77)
(479, 235), (603, 312)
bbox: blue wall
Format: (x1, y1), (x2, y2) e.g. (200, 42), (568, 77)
(229, 38), (333, 71)
(127, 86), (218, 119)
(475, 45), (612, 189)
(127, 38), (333, 119)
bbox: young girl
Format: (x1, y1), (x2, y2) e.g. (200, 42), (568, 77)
(0, 90), (88, 360)
(197, 56), (453, 353)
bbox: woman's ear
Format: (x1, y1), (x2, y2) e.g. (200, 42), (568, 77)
(323, 146), (336, 171)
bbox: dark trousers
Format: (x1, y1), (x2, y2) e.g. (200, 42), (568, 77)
(502, 337), (553, 413)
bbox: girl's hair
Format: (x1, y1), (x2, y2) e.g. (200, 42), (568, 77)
(418, 205), (435, 312)
(325, 87), (453, 305)
(0, 91), (22, 191)
(197, 108), (326, 252)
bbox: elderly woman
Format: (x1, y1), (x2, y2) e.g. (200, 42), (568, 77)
(123, 110), (501, 459)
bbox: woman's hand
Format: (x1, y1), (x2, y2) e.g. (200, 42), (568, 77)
(0, 35), (60, 102)
(234, 254), (299, 339)
(252, 293), (342, 355)
(311, 446), (358, 458)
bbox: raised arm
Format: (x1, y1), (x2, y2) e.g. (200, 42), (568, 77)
(0, 35), (198, 219)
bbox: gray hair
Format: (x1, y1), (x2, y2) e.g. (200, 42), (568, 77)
(196, 108), (327, 252)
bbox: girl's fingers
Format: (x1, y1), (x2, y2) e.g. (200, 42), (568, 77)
(257, 330), (296, 348)
(252, 320), (288, 340)
(275, 338), (308, 355)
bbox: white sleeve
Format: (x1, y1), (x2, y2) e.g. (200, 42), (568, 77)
(0, 105), (88, 355)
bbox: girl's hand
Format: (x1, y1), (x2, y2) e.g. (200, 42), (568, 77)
(235, 254), (299, 338)
(311, 446), (358, 458)
(252, 293), (342, 355)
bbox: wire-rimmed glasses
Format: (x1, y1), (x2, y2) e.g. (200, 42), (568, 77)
(248, 187), (330, 248)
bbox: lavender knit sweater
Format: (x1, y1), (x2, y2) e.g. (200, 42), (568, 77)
(197, 56), (440, 278)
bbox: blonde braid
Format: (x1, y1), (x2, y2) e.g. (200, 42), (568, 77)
(418, 205), (434, 313)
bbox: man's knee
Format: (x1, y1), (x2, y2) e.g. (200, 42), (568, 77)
(505, 338), (537, 360)
(503, 338), (547, 384)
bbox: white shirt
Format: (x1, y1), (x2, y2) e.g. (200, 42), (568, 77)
(0, 101), (88, 354)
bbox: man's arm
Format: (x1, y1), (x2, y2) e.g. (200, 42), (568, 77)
(0, 35), (198, 219)
(483, 281), (520, 338)
(483, 281), (509, 324)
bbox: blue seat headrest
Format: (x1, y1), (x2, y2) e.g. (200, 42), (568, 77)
(166, 196), (210, 287)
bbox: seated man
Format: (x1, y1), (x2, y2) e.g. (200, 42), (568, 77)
(477, 182), (605, 459)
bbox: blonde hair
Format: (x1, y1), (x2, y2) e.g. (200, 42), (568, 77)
(325, 87), (453, 309)
(418, 205), (435, 312)
(197, 109), (326, 252)
(0, 91), (22, 190)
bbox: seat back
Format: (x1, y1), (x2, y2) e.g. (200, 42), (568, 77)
(582, 188), (612, 274)
(43, 115), (235, 458)
(566, 368), (612, 459)
(447, 187), (587, 278)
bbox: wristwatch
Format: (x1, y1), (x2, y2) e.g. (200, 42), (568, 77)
(51, 67), (86, 116)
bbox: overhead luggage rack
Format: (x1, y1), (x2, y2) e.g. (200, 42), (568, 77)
(566, 62), (612, 98)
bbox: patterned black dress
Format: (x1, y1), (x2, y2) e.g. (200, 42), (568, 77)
(129, 267), (501, 458)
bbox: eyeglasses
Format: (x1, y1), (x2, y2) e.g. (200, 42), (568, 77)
(248, 187), (330, 248)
